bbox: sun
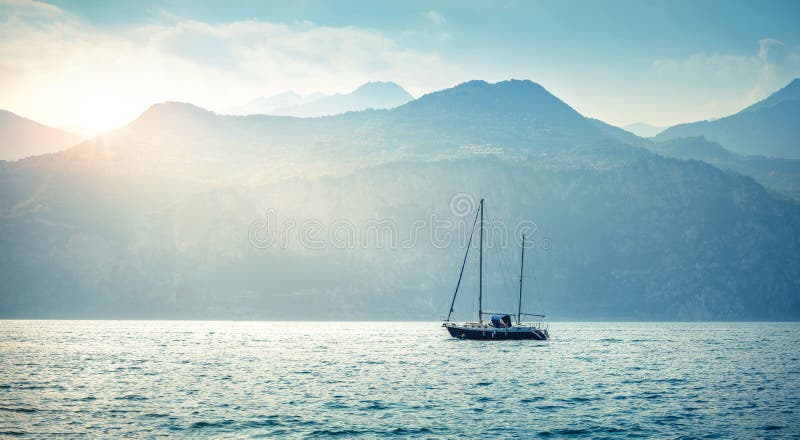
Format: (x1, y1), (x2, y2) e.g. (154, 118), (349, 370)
(43, 75), (154, 136)
(74, 94), (141, 135)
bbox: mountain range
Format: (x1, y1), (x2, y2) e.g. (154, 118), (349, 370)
(1, 79), (798, 320)
(0, 110), (83, 161)
(656, 78), (800, 158)
(226, 81), (414, 117)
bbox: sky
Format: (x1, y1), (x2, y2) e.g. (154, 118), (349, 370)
(1, 0), (799, 135)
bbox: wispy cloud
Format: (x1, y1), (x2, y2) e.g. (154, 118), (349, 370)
(652, 39), (792, 80)
(0, 0), (62, 15)
(423, 10), (448, 26)
(652, 38), (800, 117)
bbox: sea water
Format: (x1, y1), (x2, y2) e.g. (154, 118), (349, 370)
(1, 321), (798, 438)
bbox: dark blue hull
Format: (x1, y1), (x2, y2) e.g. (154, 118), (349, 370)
(445, 325), (548, 340)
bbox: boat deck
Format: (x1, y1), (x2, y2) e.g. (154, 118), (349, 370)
(444, 322), (549, 340)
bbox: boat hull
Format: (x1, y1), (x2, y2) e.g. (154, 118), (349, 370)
(445, 324), (548, 340)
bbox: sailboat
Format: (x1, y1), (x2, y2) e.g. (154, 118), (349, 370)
(443, 198), (549, 340)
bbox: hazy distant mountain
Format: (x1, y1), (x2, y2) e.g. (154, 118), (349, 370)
(271, 81), (413, 117)
(651, 136), (800, 201)
(656, 79), (800, 158)
(0, 110), (83, 160)
(1, 80), (798, 320)
(226, 91), (326, 115)
(624, 122), (665, 138)
(226, 82), (413, 117)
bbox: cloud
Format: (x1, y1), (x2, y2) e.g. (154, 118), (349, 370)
(652, 38), (797, 80)
(415, 10), (451, 41)
(757, 38), (785, 62)
(147, 20), (239, 68)
(0, 0), (62, 15)
(651, 38), (800, 118)
(423, 10), (447, 26)
(0, 7), (453, 132)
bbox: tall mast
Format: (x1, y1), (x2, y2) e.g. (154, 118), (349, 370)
(478, 198), (484, 323)
(517, 234), (525, 325)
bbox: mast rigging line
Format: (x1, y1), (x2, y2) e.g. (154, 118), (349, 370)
(445, 204), (481, 322)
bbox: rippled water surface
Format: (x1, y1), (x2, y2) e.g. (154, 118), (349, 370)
(1, 321), (799, 438)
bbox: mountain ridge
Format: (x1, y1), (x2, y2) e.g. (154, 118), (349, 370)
(650, 136), (800, 200)
(655, 78), (800, 158)
(741, 78), (800, 113)
(0, 110), (84, 161)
